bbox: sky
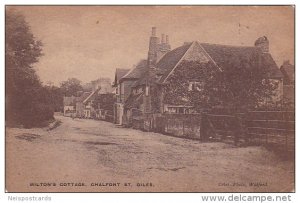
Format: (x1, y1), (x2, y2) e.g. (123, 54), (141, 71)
(9, 6), (294, 86)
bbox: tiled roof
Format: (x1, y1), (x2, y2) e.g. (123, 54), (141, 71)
(121, 60), (148, 80)
(129, 40), (284, 93)
(113, 68), (130, 86)
(155, 43), (192, 83)
(116, 68), (130, 80)
(76, 92), (91, 103)
(200, 43), (283, 79)
(83, 88), (100, 104)
(148, 42), (282, 84)
(132, 43), (192, 87)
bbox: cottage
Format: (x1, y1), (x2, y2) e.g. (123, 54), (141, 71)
(112, 68), (130, 125)
(123, 27), (283, 130)
(112, 63), (148, 125)
(81, 88), (101, 118)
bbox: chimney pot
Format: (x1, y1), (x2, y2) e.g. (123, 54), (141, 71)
(254, 36), (269, 53)
(166, 35), (169, 44)
(151, 27), (156, 36)
(161, 34), (165, 44)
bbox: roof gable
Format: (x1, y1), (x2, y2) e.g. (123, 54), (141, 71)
(155, 42), (193, 83)
(76, 92), (91, 103)
(83, 88), (100, 104)
(132, 42), (215, 86)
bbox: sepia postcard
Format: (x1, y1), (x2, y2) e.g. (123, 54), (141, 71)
(5, 5), (295, 193)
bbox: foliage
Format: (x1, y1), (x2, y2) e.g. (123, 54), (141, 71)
(6, 9), (56, 128)
(39, 85), (64, 112)
(163, 58), (279, 112)
(164, 61), (217, 107)
(60, 78), (83, 97)
(92, 93), (114, 111)
(150, 84), (163, 113)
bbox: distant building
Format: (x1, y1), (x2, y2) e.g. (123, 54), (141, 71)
(75, 92), (91, 118)
(63, 96), (77, 117)
(83, 77), (113, 93)
(75, 88), (101, 119)
(82, 88), (100, 118)
(74, 78), (114, 119)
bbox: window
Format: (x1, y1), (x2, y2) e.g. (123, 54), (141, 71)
(145, 86), (149, 96)
(188, 81), (204, 91)
(116, 85), (119, 95)
(178, 108), (184, 114)
(121, 83), (125, 95)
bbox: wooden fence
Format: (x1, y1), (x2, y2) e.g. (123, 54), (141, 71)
(202, 110), (295, 152)
(202, 112), (245, 143)
(245, 111), (295, 152)
(130, 109), (294, 153)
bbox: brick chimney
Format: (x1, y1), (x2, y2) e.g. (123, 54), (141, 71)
(148, 27), (159, 66)
(255, 36), (269, 53)
(166, 35), (169, 44)
(151, 26), (156, 36)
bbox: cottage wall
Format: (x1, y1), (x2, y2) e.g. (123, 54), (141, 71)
(121, 80), (136, 103)
(76, 102), (85, 118)
(64, 105), (75, 117)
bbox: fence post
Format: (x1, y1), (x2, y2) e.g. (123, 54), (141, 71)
(166, 118), (168, 133)
(182, 119), (185, 135)
(200, 112), (207, 141)
(285, 134), (288, 152)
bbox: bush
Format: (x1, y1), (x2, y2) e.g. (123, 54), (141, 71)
(22, 103), (54, 128)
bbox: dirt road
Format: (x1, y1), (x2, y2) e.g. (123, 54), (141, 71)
(6, 115), (294, 192)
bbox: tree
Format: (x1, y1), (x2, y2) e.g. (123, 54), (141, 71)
(163, 58), (278, 112)
(92, 93), (114, 112)
(60, 78), (83, 97)
(6, 9), (56, 127)
(39, 85), (64, 112)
